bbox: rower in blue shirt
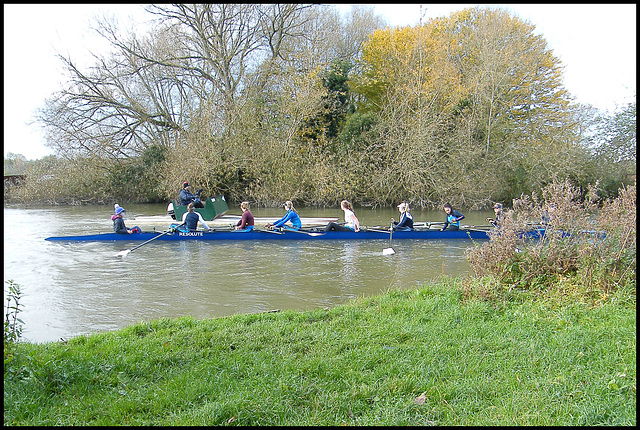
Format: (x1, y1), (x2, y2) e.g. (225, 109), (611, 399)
(440, 203), (465, 231)
(266, 200), (302, 231)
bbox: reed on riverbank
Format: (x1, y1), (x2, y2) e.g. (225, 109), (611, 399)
(4, 278), (635, 426)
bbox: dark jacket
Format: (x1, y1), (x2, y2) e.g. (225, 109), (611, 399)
(179, 188), (200, 206)
(113, 217), (128, 234)
(393, 212), (414, 231)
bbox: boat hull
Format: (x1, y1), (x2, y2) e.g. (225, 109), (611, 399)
(45, 228), (512, 242)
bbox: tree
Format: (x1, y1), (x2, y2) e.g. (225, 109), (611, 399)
(349, 6), (583, 207)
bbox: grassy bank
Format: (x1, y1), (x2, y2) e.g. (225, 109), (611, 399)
(4, 279), (635, 426)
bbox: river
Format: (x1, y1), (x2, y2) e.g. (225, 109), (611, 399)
(4, 203), (493, 344)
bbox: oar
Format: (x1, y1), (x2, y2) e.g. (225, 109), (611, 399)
(462, 224), (493, 229)
(259, 228), (284, 235)
(462, 227), (493, 233)
(116, 223), (183, 258)
(383, 221), (395, 255)
(365, 227), (391, 233)
(285, 229), (325, 237)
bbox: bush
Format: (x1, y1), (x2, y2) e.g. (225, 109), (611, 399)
(465, 179), (636, 301)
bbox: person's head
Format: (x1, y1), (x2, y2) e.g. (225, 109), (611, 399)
(183, 181), (190, 190)
(341, 200), (354, 212)
(187, 202), (195, 212)
(493, 202), (503, 213)
(115, 206), (126, 217)
(397, 202), (409, 213)
(443, 203), (453, 214)
(283, 200), (296, 212)
(240, 201), (250, 211)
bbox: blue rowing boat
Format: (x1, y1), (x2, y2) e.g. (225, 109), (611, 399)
(44, 227), (547, 242)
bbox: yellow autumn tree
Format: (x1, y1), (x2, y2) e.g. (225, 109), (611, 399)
(349, 6), (582, 207)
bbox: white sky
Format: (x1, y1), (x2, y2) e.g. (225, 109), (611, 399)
(4, 3), (636, 160)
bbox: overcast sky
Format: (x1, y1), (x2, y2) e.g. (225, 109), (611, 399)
(4, 3), (636, 160)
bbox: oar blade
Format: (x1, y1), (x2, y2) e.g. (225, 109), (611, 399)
(382, 247), (395, 255)
(116, 249), (131, 258)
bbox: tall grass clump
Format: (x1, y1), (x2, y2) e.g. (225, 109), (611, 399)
(465, 179), (636, 304)
(4, 280), (24, 368)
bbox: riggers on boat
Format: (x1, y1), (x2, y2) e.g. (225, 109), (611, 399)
(44, 227), (547, 242)
(167, 194), (229, 221)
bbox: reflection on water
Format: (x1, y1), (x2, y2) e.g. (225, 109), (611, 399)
(4, 204), (492, 343)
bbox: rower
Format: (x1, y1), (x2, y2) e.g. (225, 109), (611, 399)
(391, 202), (414, 231)
(234, 201), (255, 232)
(266, 200), (301, 231)
(181, 203), (213, 232)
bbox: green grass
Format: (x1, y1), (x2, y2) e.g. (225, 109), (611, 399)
(4, 280), (636, 425)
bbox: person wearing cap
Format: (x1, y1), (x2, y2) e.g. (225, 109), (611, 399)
(179, 181), (204, 208)
(234, 201), (255, 232)
(391, 202), (414, 231)
(440, 203), (465, 231)
(486, 203), (504, 227)
(324, 200), (360, 232)
(181, 202), (213, 231)
(112, 206), (142, 234)
(265, 200), (301, 230)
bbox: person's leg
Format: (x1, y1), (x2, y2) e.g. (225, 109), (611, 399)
(324, 222), (338, 232)
(325, 222), (350, 232)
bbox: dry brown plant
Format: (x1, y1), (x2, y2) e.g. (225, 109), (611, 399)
(465, 179), (636, 301)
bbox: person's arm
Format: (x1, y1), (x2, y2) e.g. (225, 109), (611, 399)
(351, 214), (360, 232)
(454, 210), (465, 222)
(198, 213), (210, 230)
(181, 212), (188, 223)
(441, 215), (450, 231)
(273, 212), (291, 228)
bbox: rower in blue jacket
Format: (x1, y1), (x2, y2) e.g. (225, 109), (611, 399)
(266, 200), (301, 231)
(440, 202), (465, 231)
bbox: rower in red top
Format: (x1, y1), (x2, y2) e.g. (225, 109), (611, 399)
(235, 201), (255, 232)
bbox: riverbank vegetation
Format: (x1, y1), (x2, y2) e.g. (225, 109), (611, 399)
(4, 4), (635, 208)
(466, 180), (636, 300)
(4, 181), (636, 425)
(4, 281), (635, 426)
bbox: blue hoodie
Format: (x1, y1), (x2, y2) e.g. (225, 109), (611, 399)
(273, 210), (301, 229)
